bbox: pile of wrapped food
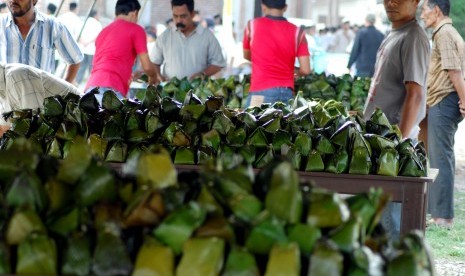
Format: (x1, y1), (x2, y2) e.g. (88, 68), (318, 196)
(1, 87), (427, 177)
(0, 138), (433, 275)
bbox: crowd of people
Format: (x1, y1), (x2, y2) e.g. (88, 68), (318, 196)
(0, 0), (463, 239)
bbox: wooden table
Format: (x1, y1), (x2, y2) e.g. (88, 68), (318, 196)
(176, 165), (438, 236)
(296, 169), (438, 236)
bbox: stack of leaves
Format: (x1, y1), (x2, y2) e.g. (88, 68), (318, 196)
(0, 138), (434, 275)
(0, 89), (427, 177)
(294, 73), (371, 112)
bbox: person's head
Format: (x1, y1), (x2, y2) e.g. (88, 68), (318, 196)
(69, 2), (78, 12)
(89, 9), (98, 18)
(7, 0), (38, 18)
(47, 3), (57, 15)
(171, 0), (195, 33)
(421, 0), (449, 29)
(261, 0), (287, 14)
(213, 13), (222, 25)
(341, 19), (350, 30)
(365, 13), (376, 26)
(383, 0), (421, 28)
(115, 0), (141, 21)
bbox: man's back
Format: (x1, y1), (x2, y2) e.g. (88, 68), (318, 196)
(86, 19), (148, 95)
(348, 26), (384, 77)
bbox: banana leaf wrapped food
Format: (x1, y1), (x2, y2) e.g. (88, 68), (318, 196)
(265, 243), (301, 276)
(176, 237), (225, 276)
(223, 247), (259, 276)
(133, 237), (175, 276)
(16, 234), (57, 275)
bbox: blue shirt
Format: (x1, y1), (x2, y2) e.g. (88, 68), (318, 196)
(0, 9), (83, 73)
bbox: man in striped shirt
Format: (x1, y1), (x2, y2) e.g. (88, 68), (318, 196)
(0, 0), (83, 84)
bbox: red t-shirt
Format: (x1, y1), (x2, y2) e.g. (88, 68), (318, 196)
(86, 19), (148, 96)
(243, 17), (309, 92)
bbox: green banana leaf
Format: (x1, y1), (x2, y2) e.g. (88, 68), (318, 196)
(123, 191), (165, 227)
(308, 241), (344, 276)
(349, 246), (384, 275)
(47, 207), (79, 236)
(265, 162), (302, 224)
(55, 120), (78, 141)
(92, 230), (133, 276)
(102, 90), (124, 111)
(227, 127), (247, 147)
(212, 110), (235, 136)
(307, 190), (350, 228)
(88, 134), (108, 160)
(6, 210), (46, 245)
(328, 217), (362, 252)
(349, 147), (372, 175)
(105, 141), (128, 162)
(253, 146), (274, 169)
(245, 213), (287, 254)
(57, 137), (92, 185)
(195, 215), (235, 243)
(287, 224), (321, 255)
(272, 129), (292, 152)
(0, 242), (10, 274)
(265, 243), (300, 276)
(312, 104), (333, 128)
(45, 137), (62, 159)
(176, 237), (225, 276)
(325, 148), (349, 174)
(377, 148), (399, 176)
(294, 131), (312, 156)
(102, 118), (125, 141)
(180, 104), (206, 121)
(305, 149), (325, 172)
(10, 118), (31, 136)
(153, 202), (207, 255)
(238, 145), (256, 165)
(316, 134), (336, 155)
(364, 134), (397, 153)
(330, 121), (355, 148)
(6, 170), (47, 212)
(142, 85), (161, 108)
(79, 89), (100, 114)
(16, 234), (57, 275)
(42, 95), (64, 117)
(145, 109), (164, 134)
(133, 237), (174, 276)
(161, 97), (182, 122)
(62, 233), (92, 276)
(228, 192), (263, 222)
(236, 111), (258, 131)
(75, 160), (116, 206)
(247, 126), (268, 148)
(163, 123), (191, 147)
(202, 129), (221, 152)
(285, 145), (302, 171)
(174, 147), (196, 165)
(205, 96), (224, 114)
(44, 178), (71, 214)
(223, 247), (259, 276)
(368, 108), (392, 130)
(399, 154), (426, 177)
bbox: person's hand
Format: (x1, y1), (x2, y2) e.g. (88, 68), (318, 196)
(189, 71), (206, 81)
(459, 100), (465, 117)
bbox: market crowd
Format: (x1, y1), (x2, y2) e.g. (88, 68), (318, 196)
(0, 0), (464, 238)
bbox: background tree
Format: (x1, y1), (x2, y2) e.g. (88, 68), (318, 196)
(450, 0), (465, 39)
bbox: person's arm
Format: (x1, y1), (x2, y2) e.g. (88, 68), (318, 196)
(190, 65), (223, 80)
(448, 69), (465, 117)
(243, 49), (251, 61)
(296, 56), (311, 76)
(138, 53), (158, 85)
(64, 63), (80, 84)
(399, 81), (425, 137)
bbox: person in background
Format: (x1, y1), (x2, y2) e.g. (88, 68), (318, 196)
(0, 63), (80, 135)
(243, 0), (310, 107)
(421, 0), (465, 228)
(85, 0), (157, 100)
(0, 3), (7, 13)
(363, 0), (430, 239)
(75, 9), (103, 85)
(329, 19), (355, 53)
(0, 0), (83, 84)
(347, 14), (384, 78)
(57, 2), (82, 40)
(46, 3), (56, 16)
(151, 0), (225, 82)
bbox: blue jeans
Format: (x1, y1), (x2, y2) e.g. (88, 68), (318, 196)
(427, 92), (463, 219)
(76, 54), (94, 85)
(244, 87), (293, 108)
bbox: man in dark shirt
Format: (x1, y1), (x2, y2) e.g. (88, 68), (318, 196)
(347, 14), (384, 77)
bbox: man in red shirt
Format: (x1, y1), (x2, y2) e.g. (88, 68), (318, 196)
(85, 0), (157, 100)
(243, 0), (311, 107)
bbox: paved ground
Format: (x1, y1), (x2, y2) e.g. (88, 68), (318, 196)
(434, 121), (465, 276)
